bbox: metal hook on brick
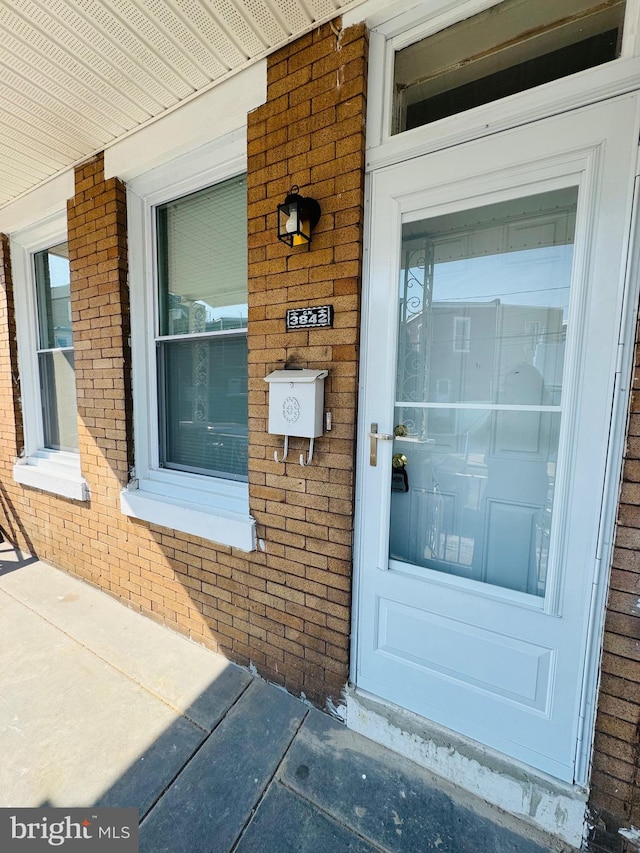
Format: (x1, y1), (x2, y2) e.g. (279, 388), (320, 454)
(299, 437), (314, 467)
(274, 435), (289, 463)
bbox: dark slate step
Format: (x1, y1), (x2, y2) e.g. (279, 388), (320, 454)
(280, 709), (555, 853)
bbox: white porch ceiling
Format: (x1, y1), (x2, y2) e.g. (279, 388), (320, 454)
(0, 0), (361, 209)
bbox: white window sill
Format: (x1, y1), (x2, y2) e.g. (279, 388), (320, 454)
(120, 477), (256, 552)
(13, 451), (89, 501)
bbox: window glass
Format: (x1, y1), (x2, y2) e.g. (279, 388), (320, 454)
(34, 243), (73, 349)
(390, 187), (578, 596)
(393, 0), (625, 134)
(33, 242), (78, 452)
(157, 176), (247, 336)
(156, 175), (248, 480)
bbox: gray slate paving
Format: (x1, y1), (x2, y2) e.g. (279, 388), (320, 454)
(235, 782), (382, 853)
(280, 709), (552, 853)
(95, 648), (252, 817)
(139, 680), (306, 853)
(185, 665), (252, 732)
(95, 714), (205, 816)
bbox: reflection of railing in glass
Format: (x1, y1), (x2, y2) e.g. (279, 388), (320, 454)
(397, 239), (434, 435)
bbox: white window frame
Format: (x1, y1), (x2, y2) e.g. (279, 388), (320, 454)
(362, 0), (640, 171)
(11, 211), (88, 501)
(121, 129), (256, 552)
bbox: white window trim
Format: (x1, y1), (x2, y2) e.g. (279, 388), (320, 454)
(122, 128), (255, 552)
(11, 212), (88, 501)
(363, 0), (640, 171)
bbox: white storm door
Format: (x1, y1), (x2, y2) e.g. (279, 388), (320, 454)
(356, 95), (639, 783)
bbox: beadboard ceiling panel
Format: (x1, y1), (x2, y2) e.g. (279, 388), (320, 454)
(0, 0), (360, 209)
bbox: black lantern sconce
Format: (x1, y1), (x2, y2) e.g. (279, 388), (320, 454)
(277, 186), (321, 247)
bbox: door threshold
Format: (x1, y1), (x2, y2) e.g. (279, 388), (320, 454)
(345, 687), (588, 849)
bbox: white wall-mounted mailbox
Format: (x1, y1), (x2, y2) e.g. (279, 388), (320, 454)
(264, 368), (328, 465)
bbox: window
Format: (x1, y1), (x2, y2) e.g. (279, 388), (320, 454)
(156, 177), (248, 481)
(393, 0), (626, 134)
(121, 133), (255, 550)
(12, 214), (88, 500)
(34, 243), (78, 452)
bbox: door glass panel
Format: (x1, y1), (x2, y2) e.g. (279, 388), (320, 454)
(389, 187), (577, 596)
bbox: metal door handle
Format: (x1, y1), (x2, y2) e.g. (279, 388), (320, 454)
(369, 422), (393, 466)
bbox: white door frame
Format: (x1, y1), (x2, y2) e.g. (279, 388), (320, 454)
(574, 168), (640, 783)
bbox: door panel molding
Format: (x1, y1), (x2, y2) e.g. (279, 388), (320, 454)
(376, 596), (555, 711)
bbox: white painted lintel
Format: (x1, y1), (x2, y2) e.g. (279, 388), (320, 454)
(104, 61), (266, 184)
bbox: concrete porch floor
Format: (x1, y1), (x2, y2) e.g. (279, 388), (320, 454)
(0, 541), (578, 852)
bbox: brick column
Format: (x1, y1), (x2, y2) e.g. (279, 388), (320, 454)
(67, 153), (132, 498)
(245, 20), (368, 702)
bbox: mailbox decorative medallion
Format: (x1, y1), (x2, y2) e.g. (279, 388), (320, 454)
(282, 396), (301, 424)
(286, 305), (334, 330)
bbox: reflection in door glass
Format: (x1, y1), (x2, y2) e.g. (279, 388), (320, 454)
(389, 188), (578, 596)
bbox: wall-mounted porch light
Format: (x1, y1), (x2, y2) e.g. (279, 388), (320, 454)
(277, 186), (321, 247)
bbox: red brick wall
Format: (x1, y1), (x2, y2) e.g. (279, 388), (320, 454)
(0, 233), (25, 543)
(0, 19), (367, 709)
(245, 19), (368, 701)
(69, 153), (133, 493)
(590, 365), (640, 849)
(63, 153), (134, 578)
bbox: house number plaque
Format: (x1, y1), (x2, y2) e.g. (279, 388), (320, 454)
(286, 305), (334, 330)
